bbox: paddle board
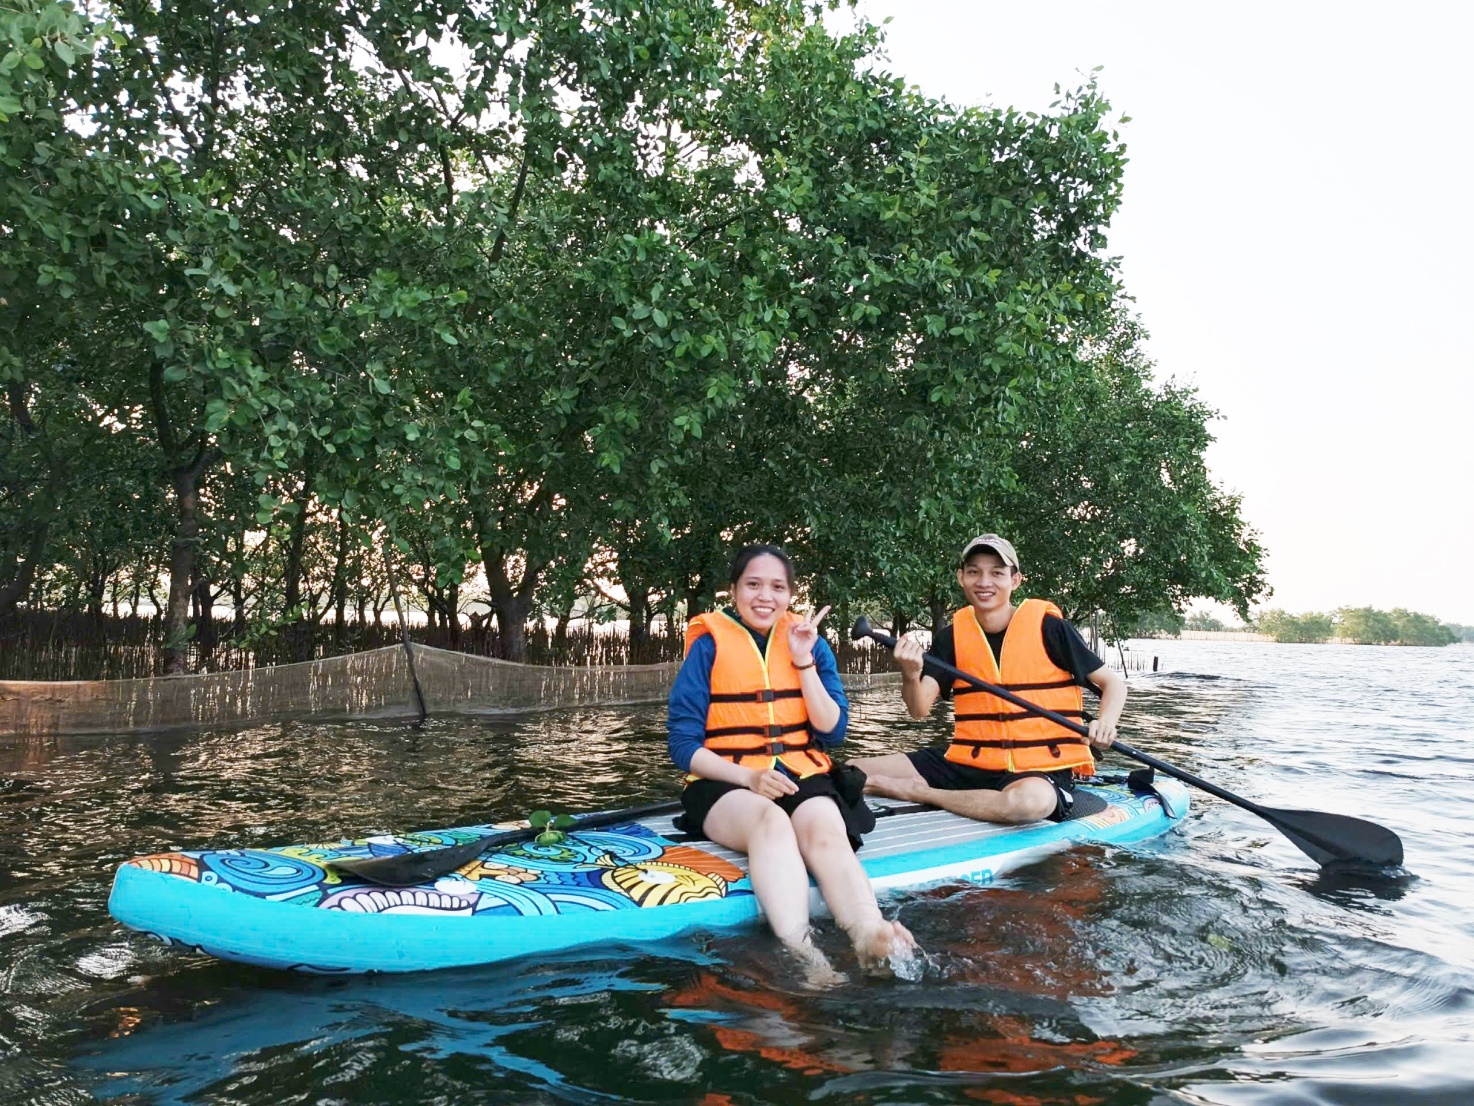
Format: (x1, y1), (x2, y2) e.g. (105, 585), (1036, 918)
(108, 779), (1188, 973)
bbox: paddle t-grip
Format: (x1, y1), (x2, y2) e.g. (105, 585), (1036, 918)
(850, 616), (899, 649)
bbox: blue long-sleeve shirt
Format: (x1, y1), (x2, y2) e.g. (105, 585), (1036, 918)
(667, 617), (849, 775)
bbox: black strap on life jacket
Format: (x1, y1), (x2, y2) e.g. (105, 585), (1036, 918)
(951, 734), (1091, 760)
(705, 720), (816, 758)
(708, 688), (805, 704)
(953, 678), (1078, 697)
(954, 708), (1085, 723)
(704, 720), (812, 740)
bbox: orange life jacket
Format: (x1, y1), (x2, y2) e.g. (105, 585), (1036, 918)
(685, 610), (832, 779)
(945, 598), (1095, 776)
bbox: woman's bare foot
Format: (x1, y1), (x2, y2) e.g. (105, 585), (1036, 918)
(846, 918), (919, 976)
(780, 932), (848, 989)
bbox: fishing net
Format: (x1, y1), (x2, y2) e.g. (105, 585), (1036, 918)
(0, 644), (900, 736)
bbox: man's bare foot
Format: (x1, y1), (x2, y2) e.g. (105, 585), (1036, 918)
(863, 774), (926, 802)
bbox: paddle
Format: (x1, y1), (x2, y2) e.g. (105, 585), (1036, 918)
(851, 617), (1404, 869)
(329, 800), (685, 887)
(329, 793), (949, 888)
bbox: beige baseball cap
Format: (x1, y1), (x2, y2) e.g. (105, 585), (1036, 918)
(960, 533), (1020, 570)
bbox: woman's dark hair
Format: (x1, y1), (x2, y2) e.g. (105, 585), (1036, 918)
(729, 544), (796, 589)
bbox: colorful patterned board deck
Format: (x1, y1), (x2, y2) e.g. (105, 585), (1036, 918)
(108, 780), (1189, 974)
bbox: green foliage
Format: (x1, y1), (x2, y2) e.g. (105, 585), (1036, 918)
(1255, 610), (1335, 644)
(2, 0), (1267, 671)
(1335, 607), (1457, 647)
(1122, 608), (1185, 638)
(1184, 612), (1225, 632)
(529, 809), (577, 845)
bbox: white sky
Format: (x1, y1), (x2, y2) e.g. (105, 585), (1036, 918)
(845, 1), (1474, 623)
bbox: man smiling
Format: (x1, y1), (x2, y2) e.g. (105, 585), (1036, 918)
(851, 534), (1123, 824)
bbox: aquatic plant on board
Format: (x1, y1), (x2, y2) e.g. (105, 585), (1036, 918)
(528, 811), (577, 846)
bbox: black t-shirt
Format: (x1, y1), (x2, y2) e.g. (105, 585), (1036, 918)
(926, 613), (1104, 700)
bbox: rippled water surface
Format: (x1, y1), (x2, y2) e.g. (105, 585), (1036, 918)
(2, 641), (1472, 1104)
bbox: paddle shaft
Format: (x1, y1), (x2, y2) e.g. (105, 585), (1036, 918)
(856, 623), (1279, 821)
(473, 799), (684, 848)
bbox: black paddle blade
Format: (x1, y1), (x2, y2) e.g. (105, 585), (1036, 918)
(328, 836), (498, 887)
(324, 800), (687, 888)
(1260, 806), (1404, 868)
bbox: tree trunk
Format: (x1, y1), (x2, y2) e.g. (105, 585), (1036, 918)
(488, 582), (534, 661)
(481, 553), (545, 664)
(192, 572), (218, 653)
(474, 507), (549, 665)
(683, 574), (709, 622)
(891, 608), (910, 638)
(330, 513), (349, 651)
(232, 575), (246, 633)
(85, 559), (109, 623)
(622, 570), (651, 661)
(281, 479), (314, 662)
(162, 466), (204, 675)
(552, 604), (573, 655)
(929, 593), (947, 639)
(445, 582), (461, 649)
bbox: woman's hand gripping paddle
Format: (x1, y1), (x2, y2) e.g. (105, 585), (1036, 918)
(851, 617), (1404, 869)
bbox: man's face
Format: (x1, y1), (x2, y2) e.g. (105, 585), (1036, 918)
(957, 552), (1017, 613)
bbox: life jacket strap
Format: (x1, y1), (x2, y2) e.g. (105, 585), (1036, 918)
(951, 735), (1090, 760)
(708, 688), (805, 704)
(710, 733), (823, 759)
(953, 678), (1079, 697)
(955, 709), (1085, 723)
(704, 721), (811, 740)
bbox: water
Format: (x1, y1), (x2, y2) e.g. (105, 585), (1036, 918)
(1, 640), (1471, 1104)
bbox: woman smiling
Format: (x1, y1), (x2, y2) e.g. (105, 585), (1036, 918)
(667, 544), (915, 978)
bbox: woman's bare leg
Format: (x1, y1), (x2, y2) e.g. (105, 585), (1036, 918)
(789, 797), (916, 967)
(700, 789), (814, 946)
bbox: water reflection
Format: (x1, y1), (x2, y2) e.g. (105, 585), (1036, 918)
(76, 953), (682, 1103)
(5, 642), (1474, 1103)
(1292, 862), (1415, 907)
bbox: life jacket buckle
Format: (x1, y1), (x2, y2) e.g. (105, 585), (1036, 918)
(765, 725), (784, 738)
(769, 741), (786, 756)
(756, 689), (775, 703)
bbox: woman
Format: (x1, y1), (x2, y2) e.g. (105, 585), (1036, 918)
(668, 544), (915, 976)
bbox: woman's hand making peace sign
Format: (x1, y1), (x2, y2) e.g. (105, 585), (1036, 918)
(787, 605), (831, 667)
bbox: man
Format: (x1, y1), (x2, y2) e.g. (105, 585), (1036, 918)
(850, 534), (1122, 824)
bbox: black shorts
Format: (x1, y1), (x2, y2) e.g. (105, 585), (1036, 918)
(680, 766), (876, 850)
(906, 747), (1077, 823)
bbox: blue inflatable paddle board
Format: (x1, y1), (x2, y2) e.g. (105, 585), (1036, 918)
(108, 779), (1188, 973)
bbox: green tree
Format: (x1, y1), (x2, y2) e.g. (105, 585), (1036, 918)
(1256, 609), (1334, 643)
(1336, 607), (1457, 646)
(4, 0), (1271, 674)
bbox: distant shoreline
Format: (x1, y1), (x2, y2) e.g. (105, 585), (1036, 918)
(1174, 630), (1271, 642)
(1138, 631), (1470, 646)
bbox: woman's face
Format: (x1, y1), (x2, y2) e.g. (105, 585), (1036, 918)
(732, 554), (793, 632)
